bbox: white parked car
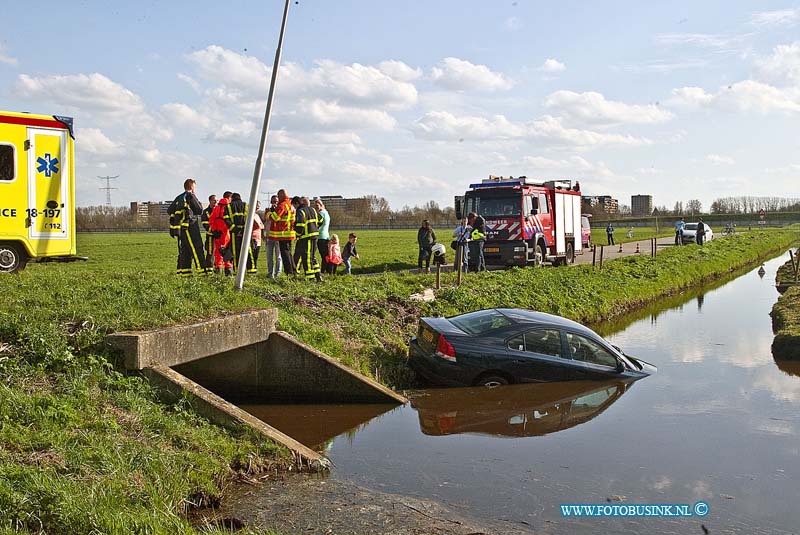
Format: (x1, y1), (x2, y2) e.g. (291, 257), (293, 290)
(681, 222), (713, 244)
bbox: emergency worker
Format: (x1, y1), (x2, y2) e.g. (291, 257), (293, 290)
(225, 192), (257, 274)
(201, 194), (217, 264)
(168, 178), (212, 276)
(209, 191), (233, 275)
(292, 196), (322, 281)
(268, 189), (297, 275)
(467, 211), (486, 272)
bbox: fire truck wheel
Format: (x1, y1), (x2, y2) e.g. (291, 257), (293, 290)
(0, 243), (26, 273)
(533, 243), (544, 267)
(566, 242), (575, 264)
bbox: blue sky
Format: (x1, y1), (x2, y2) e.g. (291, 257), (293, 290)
(2, 1), (799, 211)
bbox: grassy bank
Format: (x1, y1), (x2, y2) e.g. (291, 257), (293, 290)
(0, 228), (796, 533)
(772, 251), (800, 359)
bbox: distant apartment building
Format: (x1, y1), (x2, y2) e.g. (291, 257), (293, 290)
(130, 201), (172, 222)
(582, 195), (619, 214)
(631, 195), (653, 216)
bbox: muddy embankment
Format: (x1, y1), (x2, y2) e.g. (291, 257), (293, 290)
(772, 251), (800, 359)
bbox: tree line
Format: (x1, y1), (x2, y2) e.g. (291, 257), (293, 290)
(76, 196), (456, 230)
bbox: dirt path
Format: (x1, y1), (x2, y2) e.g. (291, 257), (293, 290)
(196, 474), (546, 535)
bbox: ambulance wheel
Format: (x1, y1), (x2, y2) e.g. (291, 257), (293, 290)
(566, 242), (575, 264)
(0, 243), (26, 273)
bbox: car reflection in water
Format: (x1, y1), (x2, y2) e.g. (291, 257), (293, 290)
(411, 380), (636, 438)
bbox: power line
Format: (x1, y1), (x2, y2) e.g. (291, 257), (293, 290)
(98, 175), (120, 206)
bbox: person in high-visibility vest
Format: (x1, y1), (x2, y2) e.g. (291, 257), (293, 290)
(167, 178), (212, 276)
(267, 189), (297, 275)
(467, 212), (486, 272)
(292, 195), (322, 282)
(201, 194), (217, 265)
(209, 191), (233, 276)
(225, 192), (256, 274)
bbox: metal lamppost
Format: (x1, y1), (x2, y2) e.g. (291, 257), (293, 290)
(235, 0), (291, 290)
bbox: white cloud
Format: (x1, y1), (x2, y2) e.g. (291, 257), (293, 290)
(544, 90), (673, 125)
(77, 128), (123, 156)
(411, 111), (525, 141)
(187, 46), (418, 110)
(430, 57), (513, 92)
(521, 155), (614, 177)
(636, 166), (663, 175)
(504, 17), (522, 31)
(655, 33), (746, 49)
(161, 102), (211, 129)
(756, 42), (800, 86)
(337, 161), (448, 191)
(411, 111), (650, 147)
(177, 73), (201, 93)
(0, 44), (17, 66)
(539, 59), (566, 73)
(528, 115), (651, 147)
(15, 72), (144, 114)
(669, 81), (800, 114)
(377, 60), (422, 82)
(750, 8), (800, 28)
(296, 99), (397, 131)
(706, 154), (735, 165)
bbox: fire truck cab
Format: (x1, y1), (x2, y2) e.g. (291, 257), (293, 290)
(455, 175), (583, 267)
(0, 111), (77, 273)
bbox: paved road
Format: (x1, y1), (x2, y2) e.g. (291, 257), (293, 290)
(572, 236), (676, 266)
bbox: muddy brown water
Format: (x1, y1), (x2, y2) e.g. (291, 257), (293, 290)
(234, 253), (799, 534)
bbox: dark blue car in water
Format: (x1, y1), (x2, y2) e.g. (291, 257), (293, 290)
(409, 308), (656, 387)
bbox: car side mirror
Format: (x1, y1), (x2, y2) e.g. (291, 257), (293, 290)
(531, 209), (538, 215)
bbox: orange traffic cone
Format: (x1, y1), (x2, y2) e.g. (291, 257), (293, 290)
(618, 242), (623, 253)
(635, 242), (640, 254)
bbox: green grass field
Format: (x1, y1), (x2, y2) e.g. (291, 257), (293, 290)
(1, 227), (797, 533)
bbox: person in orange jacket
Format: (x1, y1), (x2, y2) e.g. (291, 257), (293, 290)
(267, 188), (297, 275)
(209, 191), (234, 276)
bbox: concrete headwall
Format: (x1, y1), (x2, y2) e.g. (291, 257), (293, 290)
(175, 331), (406, 404)
(108, 309), (278, 370)
(106, 309), (406, 464)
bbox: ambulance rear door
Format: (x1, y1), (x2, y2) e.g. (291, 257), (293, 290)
(27, 127), (70, 254)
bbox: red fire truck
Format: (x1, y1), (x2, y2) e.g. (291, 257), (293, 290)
(455, 176), (583, 267)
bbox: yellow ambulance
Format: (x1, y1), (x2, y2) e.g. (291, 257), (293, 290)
(0, 111), (77, 273)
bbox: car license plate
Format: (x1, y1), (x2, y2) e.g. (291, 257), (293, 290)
(422, 328), (435, 343)
(485, 247), (500, 253)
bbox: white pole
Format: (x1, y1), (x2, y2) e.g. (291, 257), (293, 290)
(235, 0), (291, 290)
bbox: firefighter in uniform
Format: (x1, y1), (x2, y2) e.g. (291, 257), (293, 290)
(267, 189), (297, 275)
(209, 192), (233, 276)
(201, 194), (217, 265)
(168, 178), (212, 276)
(292, 195), (322, 281)
(467, 211), (486, 272)
(224, 192), (257, 274)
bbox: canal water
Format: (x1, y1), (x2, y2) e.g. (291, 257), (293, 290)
(240, 253), (799, 534)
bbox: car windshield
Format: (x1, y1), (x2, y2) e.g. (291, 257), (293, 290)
(581, 216), (590, 228)
(450, 309), (513, 335)
(465, 195), (521, 218)
(684, 223), (698, 230)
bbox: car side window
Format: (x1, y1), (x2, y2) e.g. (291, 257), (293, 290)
(565, 332), (618, 368)
(518, 329), (563, 358)
(507, 334), (525, 351)
(524, 195), (533, 215)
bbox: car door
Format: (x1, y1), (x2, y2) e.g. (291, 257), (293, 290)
(562, 331), (622, 380)
(504, 328), (570, 382)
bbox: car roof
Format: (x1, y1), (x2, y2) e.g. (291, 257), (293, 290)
(495, 308), (597, 336)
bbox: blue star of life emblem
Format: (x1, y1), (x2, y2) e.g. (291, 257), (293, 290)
(36, 153), (60, 177)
